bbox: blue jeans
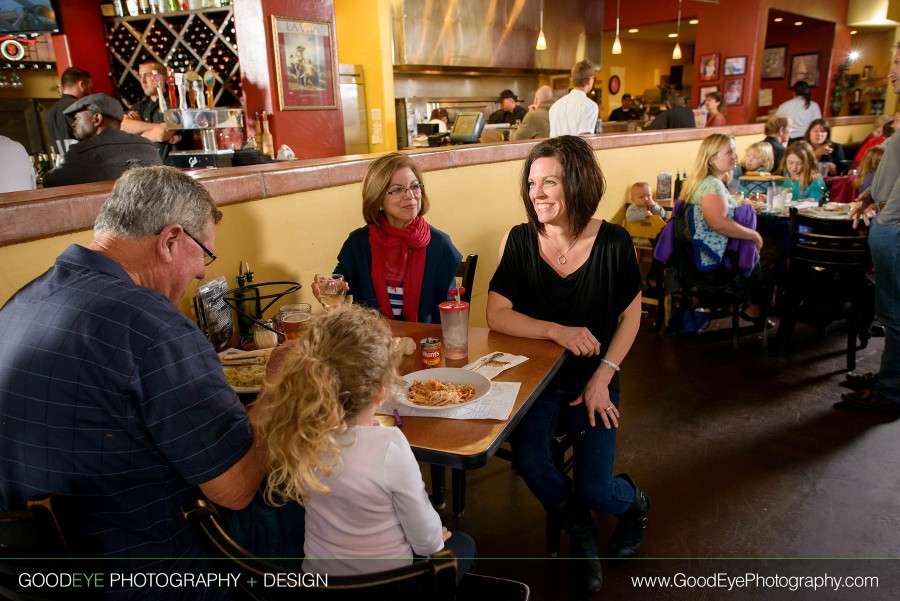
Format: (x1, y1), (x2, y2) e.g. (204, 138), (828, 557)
(512, 387), (635, 514)
(869, 219), (900, 403)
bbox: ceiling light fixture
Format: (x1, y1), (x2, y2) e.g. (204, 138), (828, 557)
(774, 17), (783, 22)
(672, 0), (682, 60)
(689, 19), (699, 25)
(536, 0), (547, 50)
(794, 21), (803, 26)
(628, 28), (639, 33)
(612, 0), (622, 54)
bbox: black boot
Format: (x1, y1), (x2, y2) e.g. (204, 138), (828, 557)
(609, 473), (651, 558)
(554, 496), (603, 594)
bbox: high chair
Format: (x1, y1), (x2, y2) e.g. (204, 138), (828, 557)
(623, 215), (668, 324)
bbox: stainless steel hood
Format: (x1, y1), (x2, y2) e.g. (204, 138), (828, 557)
(390, 0), (604, 72)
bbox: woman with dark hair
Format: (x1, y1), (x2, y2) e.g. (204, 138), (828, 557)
(803, 118), (845, 176)
(776, 81), (822, 141)
(314, 152), (461, 323)
(486, 136), (646, 594)
(705, 91), (727, 127)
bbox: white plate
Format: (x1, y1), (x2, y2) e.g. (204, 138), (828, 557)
(399, 367), (492, 411)
(219, 349), (265, 393)
(800, 205), (851, 220)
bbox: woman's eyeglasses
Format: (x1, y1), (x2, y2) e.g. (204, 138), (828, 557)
(385, 183), (425, 197)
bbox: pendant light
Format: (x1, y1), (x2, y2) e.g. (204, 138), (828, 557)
(612, 0), (622, 54)
(536, 0), (547, 50)
(672, 0), (682, 60)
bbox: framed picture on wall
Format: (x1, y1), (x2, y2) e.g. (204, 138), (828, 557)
(699, 85), (719, 106)
(761, 46), (787, 80)
(723, 56), (747, 76)
(724, 79), (744, 105)
(271, 15), (338, 110)
(790, 52), (821, 87)
(699, 53), (719, 81)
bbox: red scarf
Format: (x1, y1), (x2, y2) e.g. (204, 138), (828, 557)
(369, 215), (431, 321)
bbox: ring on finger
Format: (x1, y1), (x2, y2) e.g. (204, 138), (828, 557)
(605, 406), (614, 412)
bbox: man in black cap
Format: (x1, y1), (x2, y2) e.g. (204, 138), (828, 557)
(43, 93), (162, 188)
(608, 93), (641, 122)
(488, 89), (528, 126)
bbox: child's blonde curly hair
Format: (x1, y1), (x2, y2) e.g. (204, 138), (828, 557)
(254, 304), (400, 505)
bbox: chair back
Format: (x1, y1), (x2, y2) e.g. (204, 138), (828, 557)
(623, 215), (667, 246)
(183, 499), (458, 601)
(456, 254), (478, 304)
(790, 208), (870, 279)
(1, 494), (72, 601)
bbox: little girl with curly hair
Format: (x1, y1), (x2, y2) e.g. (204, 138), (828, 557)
(254, 304), (475, 578)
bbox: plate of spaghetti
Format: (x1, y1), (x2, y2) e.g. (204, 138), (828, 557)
(400, 368), (492, 410)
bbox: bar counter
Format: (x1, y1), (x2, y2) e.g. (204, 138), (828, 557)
(0, 116), (875, 323)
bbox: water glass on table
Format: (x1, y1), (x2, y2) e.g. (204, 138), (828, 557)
(438, 301), (469, 360)
(315, 274), (346, 312)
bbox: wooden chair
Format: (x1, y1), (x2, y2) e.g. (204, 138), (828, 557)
(773, 208), (873, 371)
(665, 204), (763, 349)
(455, 254), (478, 304)
(623, 216), (669, 325)
(183, 499), (530, 601)
(0, 494), (72, 601)
(430, 254), (478, 514)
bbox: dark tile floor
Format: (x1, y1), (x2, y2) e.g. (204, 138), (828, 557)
(428, 315), (899, 600)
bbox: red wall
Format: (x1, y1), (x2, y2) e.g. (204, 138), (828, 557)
(51, 1), (114, 95)
(234, 0), (345, 159)
(609, 0), (850, 124)
(756, 19), (836, 119)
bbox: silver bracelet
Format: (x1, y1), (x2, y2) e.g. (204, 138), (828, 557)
(600, 358), (620, 372)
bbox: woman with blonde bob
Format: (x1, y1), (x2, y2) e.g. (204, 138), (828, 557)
(680, 133), (772, 321)
(681, 133), (763, 250)
(255, 304), (475, 578)
(314, 152), (461, 323)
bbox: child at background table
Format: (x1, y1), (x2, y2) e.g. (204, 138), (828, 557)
(854, 145), (885, 195)
(780, 141), (825, 202)
(254, 304), (476, 579)
(626, 181), (666, 222)
(626, 182), (666, 246)
(731, 141), (775, 198)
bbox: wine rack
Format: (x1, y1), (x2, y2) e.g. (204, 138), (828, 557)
(103, 6), (241, 107)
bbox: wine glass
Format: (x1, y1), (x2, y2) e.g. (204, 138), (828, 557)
(315, 274), (346, 312)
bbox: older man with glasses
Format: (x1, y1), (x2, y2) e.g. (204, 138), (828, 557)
(0, 166), (265, 599)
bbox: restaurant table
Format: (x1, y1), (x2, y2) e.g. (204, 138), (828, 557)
(383, 321), (566, 516)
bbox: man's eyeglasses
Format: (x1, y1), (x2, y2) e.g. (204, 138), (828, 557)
(385, 183), (425, 197)
(184, 231), (217, 266)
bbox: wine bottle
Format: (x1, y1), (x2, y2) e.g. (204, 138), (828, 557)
(261, 112), (274, 159)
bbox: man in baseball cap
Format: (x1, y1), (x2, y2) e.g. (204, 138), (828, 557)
(43, 93), (162, 188)
(488, 88), (528, 126)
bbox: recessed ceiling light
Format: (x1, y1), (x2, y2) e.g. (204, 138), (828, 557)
(689, 19), (699, 25)
(850, 30), (858, 35)
(668, 33), (678, 38)
(794, 21), (803, 26)
(628, 28), (639, 33)
(774, 17), (783, 22)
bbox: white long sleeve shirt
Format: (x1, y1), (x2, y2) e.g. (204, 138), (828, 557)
(302, 423), (444, 576)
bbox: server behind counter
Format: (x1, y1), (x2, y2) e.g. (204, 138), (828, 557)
(121, 60), (187, 162)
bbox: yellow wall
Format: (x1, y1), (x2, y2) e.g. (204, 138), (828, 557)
(2, 131), (785, 327)
(333, 0), (397, 153)
(600, 40), (694, 118)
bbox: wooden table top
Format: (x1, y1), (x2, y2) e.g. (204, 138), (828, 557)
(381, 322), (566, 469)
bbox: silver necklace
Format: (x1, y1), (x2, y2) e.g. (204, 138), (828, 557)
(544, 233), (580, 265)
